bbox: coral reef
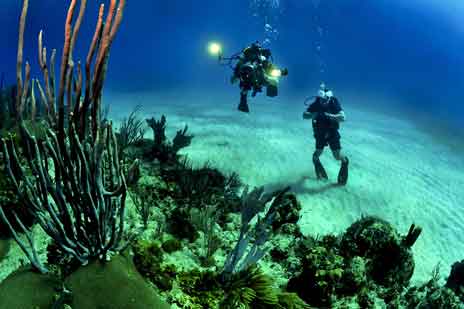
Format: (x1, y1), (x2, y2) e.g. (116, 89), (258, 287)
(341, 216), (416, 288)
(447, 260), (464, 302)
(286, 217), (430, 308)
(145, 115), (194, 163)
(404, 265), (463, 308)
(133, 239), (177, 291)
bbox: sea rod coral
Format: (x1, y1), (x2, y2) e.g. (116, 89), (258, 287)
(0, 0), (128, 274)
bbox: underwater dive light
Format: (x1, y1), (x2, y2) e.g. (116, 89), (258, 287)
(270, 68), (282, 77)
(208, 42), (222, 58)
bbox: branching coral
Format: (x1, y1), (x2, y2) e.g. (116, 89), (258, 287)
(130, 180), (158, 230)
(146, 115), (167, 149)
(145, 115), (193, 162)
(0, 0), (128, 274)
(117, 105), (146, 158)
(172, 125), (194, 154)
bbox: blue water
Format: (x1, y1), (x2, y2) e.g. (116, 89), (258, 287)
(0, 0), (462, 125)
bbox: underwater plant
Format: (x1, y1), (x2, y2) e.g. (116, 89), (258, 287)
(175, 159), (218, 202)
(276, 292), (312, 309)
(219, 264), (311, 308)
(175, 269), (223, 308)
(221, 186), (291, 281)
(0, 0), (128, 273)
(168, 206), (199, 242)
(0, 85), (18, 132)
(404, 264), (463, 308)
(125, 158), (142, 186)
(132, 239), (180, 292)
(0, 164), (36, 239)
(130, 181), (159, 230)
(117, 104), (146, 158)
(165, 157), (242, 211)
(190, 205), (222, 267)
(220, 265), (279, 308)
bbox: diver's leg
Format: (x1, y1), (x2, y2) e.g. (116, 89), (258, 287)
(328, 130), (349, 185)
(238, 90), (249, 113)
(332, 149), (347, 162)
(331, 148), (349, 185)
(313, 147), (328, 180)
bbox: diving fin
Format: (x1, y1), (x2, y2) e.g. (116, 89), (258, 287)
(313, 159), (328, 180)
(337, 158), (349, 185)
(238, 93), (249, 113)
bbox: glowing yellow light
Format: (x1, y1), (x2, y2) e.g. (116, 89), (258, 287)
(270, 69), (282, 77)
(208, 42), (222, 55)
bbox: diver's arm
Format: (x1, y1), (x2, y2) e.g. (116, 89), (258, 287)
(325, 110), (346, 122)
(302, 111), (315, 120)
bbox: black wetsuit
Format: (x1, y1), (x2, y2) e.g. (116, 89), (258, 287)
(306, 96), (343, 150)
(234, 45), (271, 92)
(234, 45), (271, 112)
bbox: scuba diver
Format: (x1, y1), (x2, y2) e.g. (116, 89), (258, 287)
(231, 41), (288, 112)
(302, 83), (349, 185)
(211, 41), (288, 113)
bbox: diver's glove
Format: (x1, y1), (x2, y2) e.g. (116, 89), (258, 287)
(302, 112), (313, 120)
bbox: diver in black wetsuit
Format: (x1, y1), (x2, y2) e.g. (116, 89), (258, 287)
(302, 84), (349, 185)
(230, 42), (287, 112)
(232, 42), (271, 112)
